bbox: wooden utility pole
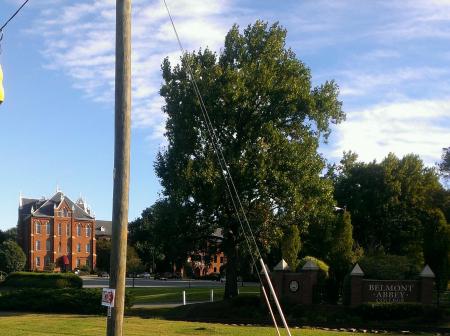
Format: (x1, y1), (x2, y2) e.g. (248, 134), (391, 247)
(107, 0), (131, 335)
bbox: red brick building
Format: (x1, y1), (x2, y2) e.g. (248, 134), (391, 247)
(188, 228), (227, 277)
(17, 191), (96, 271)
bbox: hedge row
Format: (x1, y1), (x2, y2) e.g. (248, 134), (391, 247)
(0, 288), (132, 314)
(355, 303), (442, 321)
(1, 272), (82, 289)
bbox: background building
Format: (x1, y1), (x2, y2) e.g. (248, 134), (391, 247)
(17, 191), (96, 271)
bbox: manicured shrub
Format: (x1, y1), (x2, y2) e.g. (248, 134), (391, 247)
(297, 256), (329, 275)
(1, 272), (82, 289)
(0, 288), (132, 314)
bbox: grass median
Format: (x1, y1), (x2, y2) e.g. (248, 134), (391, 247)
(0, 313), (424, 336)
(127, 285), (260, 304)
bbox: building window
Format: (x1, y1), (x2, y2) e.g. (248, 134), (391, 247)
(44, 256), (50, 266)
(35, 240), (41, 251)
(67, 241), (71, 253)
(46, 239), (51, 251)
(77, 243), (81, 253)
(66, 224), (70, 236)
(76, 258), (80, 268)
(86, 243), (91, 253)
(46, 222), (51, 235)
(214, 267), (217, 273)
(58, 223), (62, 236)
(36, 256), (41, 267)
(35, 222), (41, 234)
(63, 208), (68, 217)
(220, 256), (224, 263)
(86, 225), (91, 237)
(77, 224), (81, 236)
(214, 255), (217, 263)
(58, 242), (62, 253)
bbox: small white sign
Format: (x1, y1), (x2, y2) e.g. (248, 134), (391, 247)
(101, 288), (115, 307)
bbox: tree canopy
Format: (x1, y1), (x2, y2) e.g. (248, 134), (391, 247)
(333, 152), (446, 263)
(439, 147), (450, 181)
(156, 21), (344, 297)
(0, 240), (25, 273)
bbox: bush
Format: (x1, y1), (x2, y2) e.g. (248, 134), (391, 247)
(358, 253), (420, 280)
(0, 241), (26, 273)
(297, 256), (329, 275)
(43, 263), (56, 272)
(0, 288), (132, 314)
(1, 272), (82, 289)
(355, 302), (442, 321)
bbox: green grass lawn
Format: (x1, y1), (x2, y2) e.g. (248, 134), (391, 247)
(127, 286), (259, 304)
(0, 313), (424, 336)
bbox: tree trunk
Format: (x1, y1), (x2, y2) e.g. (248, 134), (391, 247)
(224, 243), (238, 299)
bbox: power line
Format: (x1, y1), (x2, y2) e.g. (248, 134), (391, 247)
(163, 1), (292, 335)
(0, 0), (31, 32)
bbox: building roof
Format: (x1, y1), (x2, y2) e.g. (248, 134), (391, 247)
(95, 220), (112, 237)
(19, 191), (94, 220)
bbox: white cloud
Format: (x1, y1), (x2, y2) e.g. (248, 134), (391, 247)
(32, 0), (234, 136)
(339, 67), (450, 97)
(333, 99), (450, 165)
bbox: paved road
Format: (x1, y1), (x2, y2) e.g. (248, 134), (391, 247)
(82, 276), (237, 288)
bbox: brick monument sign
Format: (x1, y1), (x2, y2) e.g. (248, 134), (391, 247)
(349, 263), (435, 306)
(262, 259), (320, 305)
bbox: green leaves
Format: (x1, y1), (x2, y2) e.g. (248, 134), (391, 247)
(157, 21), (344, 295)
(0, 240), (26, 273)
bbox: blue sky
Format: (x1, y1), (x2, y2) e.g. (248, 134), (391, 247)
(0, 0), (449, 230)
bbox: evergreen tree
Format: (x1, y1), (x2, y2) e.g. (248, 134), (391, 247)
(327, 211), (358, 302)
(423, 208), (450, 304)
(281, 225), (301, 271)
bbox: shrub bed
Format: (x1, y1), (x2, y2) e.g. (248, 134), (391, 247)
(355, 303), (442, 321)
(1, 272), (82, 289)
(0, 288), (132, 314)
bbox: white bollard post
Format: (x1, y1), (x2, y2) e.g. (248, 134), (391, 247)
(182, 290), (186, 305)
(210, 289), (214, 302)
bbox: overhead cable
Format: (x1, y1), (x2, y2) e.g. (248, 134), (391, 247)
(0, 0), (31, 32)
(163, 1), (292, 335)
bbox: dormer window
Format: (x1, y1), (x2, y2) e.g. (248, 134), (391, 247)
(100, 226), (105, 232)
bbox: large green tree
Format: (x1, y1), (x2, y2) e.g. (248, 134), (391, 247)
(334, 152), (444, 262)
(129, 200), (207, 273)
(156, 21), (344, 298)
(0, 240), (25, 273)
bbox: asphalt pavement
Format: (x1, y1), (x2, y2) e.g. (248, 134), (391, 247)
(82, 276), (231, 288)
